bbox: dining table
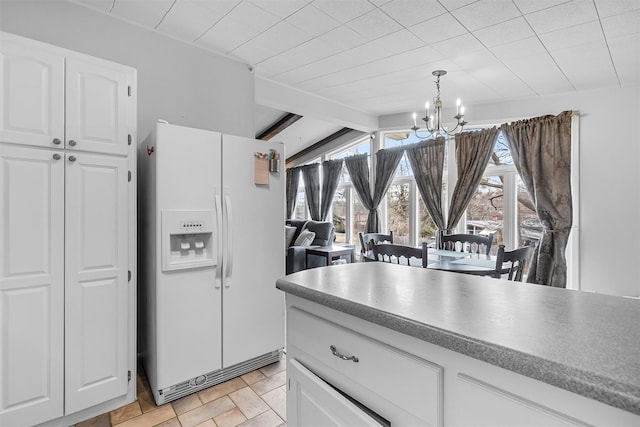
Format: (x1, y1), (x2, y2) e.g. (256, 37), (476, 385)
(365, 247), (503, 276)
(425, 249), (502, 275)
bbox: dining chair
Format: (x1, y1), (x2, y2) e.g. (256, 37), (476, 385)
(370, 242), (428, 267)
(358, 231), (393, 261)
(493, 245), (534, 281)
(440, 233), (495, 255)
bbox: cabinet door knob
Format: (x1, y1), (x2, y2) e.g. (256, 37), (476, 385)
(52, 153), (61, 160)
(68, 155), (77, 162)
(68, 139), (77, 146)
(52, 138), (62, 145)
(329, 345), (359, 363)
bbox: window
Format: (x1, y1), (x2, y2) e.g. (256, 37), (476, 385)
(384, 132), (419, 177)
(382, 131), (442, 247)
(327, 137), (372, 245)
(312, 115), (578, 287)
(386, 182), (411, 245)
(293, 181), (307, 220)
(465, 174), (506, 254)
(332, 188), (346, 242)
(290, 157), (321, 220)
(418, 196), (437, 247)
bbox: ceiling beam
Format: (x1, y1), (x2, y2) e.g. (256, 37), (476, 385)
(256, 77), (378, 132)
(286, 127), (353, 163)
(256, 112), (303, 141)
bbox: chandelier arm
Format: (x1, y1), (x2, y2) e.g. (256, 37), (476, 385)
(412, 127), (435, 139)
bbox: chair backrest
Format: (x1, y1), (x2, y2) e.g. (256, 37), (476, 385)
(371, 242), (428, 267)
(440, 233), (494, 255)
(494, 245), (533, 281)
(358, 231), (394, 255)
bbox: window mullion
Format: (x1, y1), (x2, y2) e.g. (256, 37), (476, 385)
(503, 172), (517, 250)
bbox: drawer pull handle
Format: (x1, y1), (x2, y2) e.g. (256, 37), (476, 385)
(330, 345), (359, 363)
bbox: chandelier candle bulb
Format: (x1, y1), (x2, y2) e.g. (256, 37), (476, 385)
(412, 111), (417, 127)
(456, 98), (461, 115)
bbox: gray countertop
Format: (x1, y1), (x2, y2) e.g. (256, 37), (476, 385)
(276, 262), (640, 415)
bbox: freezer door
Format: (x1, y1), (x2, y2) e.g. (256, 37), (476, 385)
(153, 123), (223, 389)
(221, 135), (285, 367)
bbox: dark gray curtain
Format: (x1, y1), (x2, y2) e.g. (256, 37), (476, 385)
(320, 159), (343, 221)
(446, 128), (499, 233)
(285, 167), (300, 219)
(301, 163), (321, 220)
(345, 149), (405, 233)
(501, 111), (573, 288)
(344, 154), (375, 229)
(406, 137), (446, 245)
(369, 147), (405, 232)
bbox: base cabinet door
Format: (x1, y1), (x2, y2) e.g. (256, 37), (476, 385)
(0, 145), (65, 426)
(64, 152), (129, 414)
(288, 359), (387, 427)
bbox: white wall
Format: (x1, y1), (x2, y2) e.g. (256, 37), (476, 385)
(0, 0), (254, 140)
(381, 86), (640, 297)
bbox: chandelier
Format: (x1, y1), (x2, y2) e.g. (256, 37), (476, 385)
(411, 70), (467, 138)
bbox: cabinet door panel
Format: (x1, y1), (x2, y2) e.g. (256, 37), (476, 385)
(65, 153), (128, 414)
(66, 57), (129, 156)
(0, 35), (64, 148)
(288, 359), (386, 427)
(0, 145), (64, 426)
(454, 374), (589, 426)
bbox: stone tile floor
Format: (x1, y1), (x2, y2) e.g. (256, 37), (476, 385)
(75, 356), (287, 427)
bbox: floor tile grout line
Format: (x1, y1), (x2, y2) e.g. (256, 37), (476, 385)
(76, 357), (286, 427)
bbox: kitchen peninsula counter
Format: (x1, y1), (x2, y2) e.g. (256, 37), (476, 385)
(276, 262), (640, 425)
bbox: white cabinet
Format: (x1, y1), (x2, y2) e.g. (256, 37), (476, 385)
(0, 146), (65, 426)
(285, 295), (640, 427)
(0, 32), (136, 427)
(0, 34), (130, 155)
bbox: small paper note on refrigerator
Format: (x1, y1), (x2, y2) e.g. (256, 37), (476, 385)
(254, 153), (269, 185)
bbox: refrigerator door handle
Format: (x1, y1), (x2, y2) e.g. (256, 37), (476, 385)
(215, 193), (223, 289)
(224, 193), (233, 287)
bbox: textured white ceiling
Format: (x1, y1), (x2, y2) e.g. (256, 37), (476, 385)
(72, 0), (640, 155)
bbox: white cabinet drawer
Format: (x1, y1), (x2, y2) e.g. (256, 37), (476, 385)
(288, 307), (443, 426)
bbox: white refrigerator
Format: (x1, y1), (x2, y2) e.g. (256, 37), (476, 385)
(138, 122), (285, 405)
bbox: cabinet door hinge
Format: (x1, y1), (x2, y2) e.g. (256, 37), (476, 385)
(128, 86), (132, 97)
(128, 270), (132, 282)
(128, 170), (132, 182)
(128, 370), (132, 382)
(128, 134), (132, 145)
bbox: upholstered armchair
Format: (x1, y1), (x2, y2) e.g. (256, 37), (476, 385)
(285, 219), (335, 274)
